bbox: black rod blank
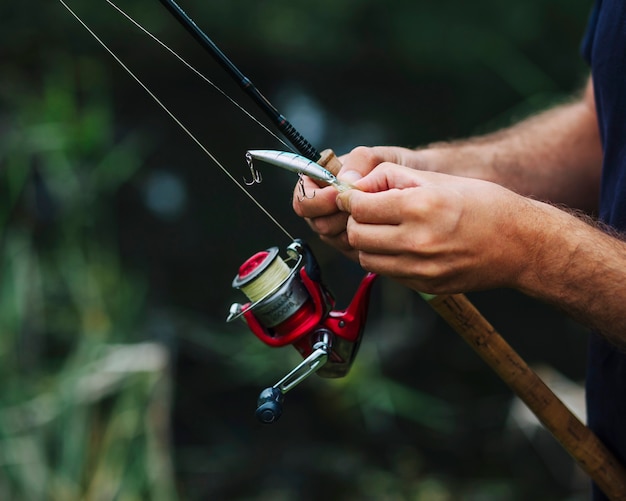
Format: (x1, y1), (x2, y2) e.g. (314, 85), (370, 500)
(158, 0), (321, 161)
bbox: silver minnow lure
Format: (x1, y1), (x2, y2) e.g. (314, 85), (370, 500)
(246, 150), (354, 192)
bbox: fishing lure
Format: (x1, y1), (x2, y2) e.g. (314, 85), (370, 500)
(246, 150), (355, 196)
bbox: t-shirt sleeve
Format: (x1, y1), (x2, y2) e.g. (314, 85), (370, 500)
(581, 1), (601, 65)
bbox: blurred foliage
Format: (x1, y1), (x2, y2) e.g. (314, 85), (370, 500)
(1, 0), (595, 500)
(0, 55), (176, 499)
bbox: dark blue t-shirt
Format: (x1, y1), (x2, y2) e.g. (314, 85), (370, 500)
(581, 1), (626, 499)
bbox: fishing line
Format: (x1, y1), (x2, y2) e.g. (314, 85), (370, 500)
(104, 0), (294, 153)
(158, 0), (321, 162)
(58, 0), (295, 241)
(237, 251), (292, 303)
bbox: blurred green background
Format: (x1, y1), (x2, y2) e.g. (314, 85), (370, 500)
(0, 1), (595, 499)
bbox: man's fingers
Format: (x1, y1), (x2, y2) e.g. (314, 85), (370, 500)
(305, 212), (349, 238)
(292, 181), (338, 218)
(345, 217), (405, 254)
(338, 189), (411, 225)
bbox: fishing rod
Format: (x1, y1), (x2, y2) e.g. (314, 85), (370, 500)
(158, 0), (321, 163)
(60, 0), (626, 497)
(157, 2), (626, 497)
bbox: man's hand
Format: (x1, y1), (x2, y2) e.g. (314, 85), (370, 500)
(292, 146), (421, 259)
(335, 163), (545, 294)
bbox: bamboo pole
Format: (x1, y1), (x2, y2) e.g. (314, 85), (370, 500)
(318, 149), (626, 500)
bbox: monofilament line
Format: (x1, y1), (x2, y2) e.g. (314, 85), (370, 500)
(104, 0), (293, 153)
(240, 256), (291, 303)
(58, 0), (294, 241)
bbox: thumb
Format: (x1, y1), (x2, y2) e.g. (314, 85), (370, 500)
(336, 190), (354, 213)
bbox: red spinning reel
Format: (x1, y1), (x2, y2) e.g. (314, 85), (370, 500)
(227, 239), (377, 423)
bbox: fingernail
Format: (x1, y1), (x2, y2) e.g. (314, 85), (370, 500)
(336, 196), (345, 211)
(339, 170), (363, 183)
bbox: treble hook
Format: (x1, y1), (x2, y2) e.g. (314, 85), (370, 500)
(297, 174), (316, 201)
(244, 151), (263, 185)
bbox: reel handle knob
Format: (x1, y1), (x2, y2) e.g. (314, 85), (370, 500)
(255, 387), (284, 424)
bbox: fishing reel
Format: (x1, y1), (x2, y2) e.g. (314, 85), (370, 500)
(227, 239), (377, 424)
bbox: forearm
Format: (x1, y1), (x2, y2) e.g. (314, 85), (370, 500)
(412, 79), (603, 211)
(514, 201), (626, 348)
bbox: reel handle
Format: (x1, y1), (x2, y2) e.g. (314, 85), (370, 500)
(255, 340), (331, 424)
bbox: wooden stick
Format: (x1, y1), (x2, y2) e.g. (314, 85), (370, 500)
(318, 149), (626, 500)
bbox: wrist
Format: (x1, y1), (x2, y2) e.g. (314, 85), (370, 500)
(413, 142), (498, 180)
(504, 200), (626, 347)
(512, 201), (599, 302)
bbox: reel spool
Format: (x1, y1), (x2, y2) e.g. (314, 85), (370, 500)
(228, 239), (377, 423)
(230, 245), (320, 336)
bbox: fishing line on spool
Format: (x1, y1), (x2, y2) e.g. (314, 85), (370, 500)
(237, 251), (292, 303)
